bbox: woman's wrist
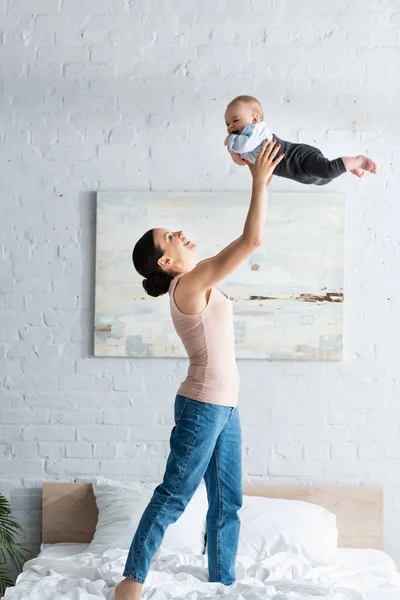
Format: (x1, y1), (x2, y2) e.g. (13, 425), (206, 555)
(252, 176), (267, 188)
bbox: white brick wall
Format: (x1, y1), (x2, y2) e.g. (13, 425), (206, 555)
(1, 0), (399, 581)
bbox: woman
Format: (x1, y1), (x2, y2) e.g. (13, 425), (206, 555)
(115, 139), (284, 600)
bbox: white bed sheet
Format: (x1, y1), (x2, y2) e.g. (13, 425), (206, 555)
(39, 543), (90, 557)
(4, 544), (400, 600)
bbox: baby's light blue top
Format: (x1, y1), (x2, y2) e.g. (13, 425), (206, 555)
(227, 121), (272, 164)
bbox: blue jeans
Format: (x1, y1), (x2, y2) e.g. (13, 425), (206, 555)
(123, 394), (242, 586)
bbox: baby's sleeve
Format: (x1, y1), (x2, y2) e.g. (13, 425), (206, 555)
(228, 133), (253, 154)
(228, 132), (257, 154)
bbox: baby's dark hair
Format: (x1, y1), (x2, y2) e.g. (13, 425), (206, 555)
(132, 229), (173, 298)
(226, 95), (264, 120)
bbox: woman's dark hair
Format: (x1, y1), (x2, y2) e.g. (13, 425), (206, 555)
(132, 229), (173, 298)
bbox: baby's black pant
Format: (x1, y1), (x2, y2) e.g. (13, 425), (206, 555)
(273, 134), (346, 186)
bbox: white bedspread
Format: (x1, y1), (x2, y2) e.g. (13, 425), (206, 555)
(4, 545), (400, 600)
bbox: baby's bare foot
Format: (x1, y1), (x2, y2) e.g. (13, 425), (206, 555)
(114, 578), (142, 600)
(350, 167), (365, 178)
(357, 155), (377, 174)
(342, 155), (377, 177)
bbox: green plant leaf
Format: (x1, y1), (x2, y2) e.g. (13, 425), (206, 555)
(0, 567), (15, 595)
(0, 495), (29, 594)
(7, 547), (23, 571)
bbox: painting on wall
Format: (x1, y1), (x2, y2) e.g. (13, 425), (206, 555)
(94, 191), (345, 360)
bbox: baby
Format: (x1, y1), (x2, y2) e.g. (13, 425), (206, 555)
(224, 95), (377, 185)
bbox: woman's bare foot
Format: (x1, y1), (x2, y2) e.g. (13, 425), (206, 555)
(114, 578), (143, 600)
(342, 155), (377, 178)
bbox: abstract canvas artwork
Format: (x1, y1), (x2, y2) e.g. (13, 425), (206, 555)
(94, 191), (345, 360)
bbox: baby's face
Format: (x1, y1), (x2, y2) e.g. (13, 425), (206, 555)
(225, 102), (259, 135)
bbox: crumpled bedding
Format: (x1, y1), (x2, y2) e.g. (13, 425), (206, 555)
(4, 544), (400, 600)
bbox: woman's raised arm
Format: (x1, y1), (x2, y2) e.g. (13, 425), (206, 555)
(182, 139), (284, 293)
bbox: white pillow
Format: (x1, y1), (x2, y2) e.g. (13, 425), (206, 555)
(88, 477), (207, 555)
(237, 495), (338, 565)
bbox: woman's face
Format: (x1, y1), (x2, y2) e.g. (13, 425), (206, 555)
(153, 228), (197, 274)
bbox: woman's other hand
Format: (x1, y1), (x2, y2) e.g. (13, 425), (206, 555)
(243, 138), (284, 186)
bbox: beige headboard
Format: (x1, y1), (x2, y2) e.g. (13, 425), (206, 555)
(42, 483), (383, 550)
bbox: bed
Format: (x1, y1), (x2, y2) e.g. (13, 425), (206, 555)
(4, 482), (400, 600)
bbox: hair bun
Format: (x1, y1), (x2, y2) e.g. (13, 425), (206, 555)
(142, 274), (171, 298)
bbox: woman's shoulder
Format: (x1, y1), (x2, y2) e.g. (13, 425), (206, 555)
(172, 271), (212, 315)
(173, 271), (199, 293)
(168, 273), (181, 293)
(177, 263), (212, 290)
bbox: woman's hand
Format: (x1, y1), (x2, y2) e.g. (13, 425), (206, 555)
(243, 138), (284, 186)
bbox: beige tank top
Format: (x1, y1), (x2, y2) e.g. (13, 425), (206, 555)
(169, 275), (240, 407)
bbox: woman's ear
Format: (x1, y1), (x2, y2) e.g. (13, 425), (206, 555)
(158, 256), (171, 268)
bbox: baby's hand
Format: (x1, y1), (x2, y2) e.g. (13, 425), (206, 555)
(224, 134), (230, 147)
(229, 150), (246, 166)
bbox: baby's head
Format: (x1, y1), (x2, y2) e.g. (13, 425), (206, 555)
(225, 95), (264, 135)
